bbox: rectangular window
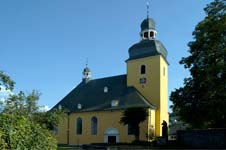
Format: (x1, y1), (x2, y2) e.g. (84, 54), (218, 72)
(163, 67), (166, 76)
(127, 124), (135, 135)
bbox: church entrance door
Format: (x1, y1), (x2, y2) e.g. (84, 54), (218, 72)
(104, 128), (119, 143)
(108, 136), (116, 144)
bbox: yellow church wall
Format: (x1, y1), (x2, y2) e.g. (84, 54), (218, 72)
(56, 117), (68, 144)
(127, 56), (161, 106)
(160, 56), (169, 127)
(127, 55), (168, 136)
(147, 109), (155, 140)
(56, 109), (154, 145)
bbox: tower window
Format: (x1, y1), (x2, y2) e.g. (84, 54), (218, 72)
(141, 65), (146, 74)
(144, 32), (148, 38)
(150, 31), (154, 37)
(163, 67), (166, 76)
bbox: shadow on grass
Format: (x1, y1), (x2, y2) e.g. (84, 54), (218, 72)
(57, 144), (82, 150)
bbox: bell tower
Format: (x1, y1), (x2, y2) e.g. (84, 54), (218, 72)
(126, 3), (168, 136)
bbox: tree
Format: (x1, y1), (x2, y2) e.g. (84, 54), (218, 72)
(170, 0), (226, 128)
(120, 107), (148, 141)
(0, 71), (14, 91)
(0, 70), (64, 149)
(0, 113), (57, 150)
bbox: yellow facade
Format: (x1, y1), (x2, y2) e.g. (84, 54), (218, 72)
(56, 42), (169, 145)
(56, 54), (168, 145)
(56, 109), (155, 145)
(55, 16), (169, 144)
(127, 55), (168, 136)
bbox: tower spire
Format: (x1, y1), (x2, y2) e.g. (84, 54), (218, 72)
(86, 58), (88, 67)
(140, 1), (157, 40)
(146, 1), (150, 19)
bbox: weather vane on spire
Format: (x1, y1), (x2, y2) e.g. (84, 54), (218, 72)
(86, 58), (88, 67)
(146, 1), (150, 19)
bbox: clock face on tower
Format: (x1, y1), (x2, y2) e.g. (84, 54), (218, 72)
(139, 78), (146, 84)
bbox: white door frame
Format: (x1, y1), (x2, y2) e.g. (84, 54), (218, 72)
(104, 128), (119, 143)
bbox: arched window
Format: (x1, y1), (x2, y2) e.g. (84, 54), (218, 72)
(141, 65), (146, 74)
(104, 86), (108, 93)
(91, 117), (98, 135)
(76, 117), (82, 135)
(53, 126), (58, 135)
(144, 32), (148, 38)
(150, 31), (154, 38)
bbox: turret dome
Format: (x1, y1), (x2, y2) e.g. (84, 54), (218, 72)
(83, 67), (90, 72)
(141, 18), (155, 31)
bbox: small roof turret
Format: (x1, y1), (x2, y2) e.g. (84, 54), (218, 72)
(83, 66), (91, 73)
(82, 64), (91, 83)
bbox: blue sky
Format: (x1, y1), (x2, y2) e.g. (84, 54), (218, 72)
(0, 0), (212, 110)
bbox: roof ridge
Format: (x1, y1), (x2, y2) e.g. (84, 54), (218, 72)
(90, 74), (126, 82)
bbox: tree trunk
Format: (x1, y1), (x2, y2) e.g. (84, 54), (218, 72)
(134, 124), (140, 141)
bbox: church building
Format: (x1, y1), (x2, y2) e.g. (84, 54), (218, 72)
(52, 12), (169, 145)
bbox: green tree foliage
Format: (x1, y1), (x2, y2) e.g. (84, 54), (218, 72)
(33, 108), (66, 130)
(170, 0), (226, 128)
(120, 107), (148, 141)
(0, 71), (15, 112)
(0, 71), (64, 149)
(0, 114), (57, 150)
(0, 71), (15, 91)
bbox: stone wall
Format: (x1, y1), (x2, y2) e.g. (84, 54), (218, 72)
(177, 129), (226, 148)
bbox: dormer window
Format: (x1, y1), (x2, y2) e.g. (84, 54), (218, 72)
(111, 100), (119, 107)
(58, 105), (62, 110)
(77, 103), (82, 109)
(104, 86), (108, 93)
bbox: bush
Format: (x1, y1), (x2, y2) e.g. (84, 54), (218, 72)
(0, 114), (57, 150)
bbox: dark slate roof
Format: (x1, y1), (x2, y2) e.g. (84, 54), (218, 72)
(127, 39), (167, 61)
(52, 74), (155, 112)
(141, 18), (155, 31)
